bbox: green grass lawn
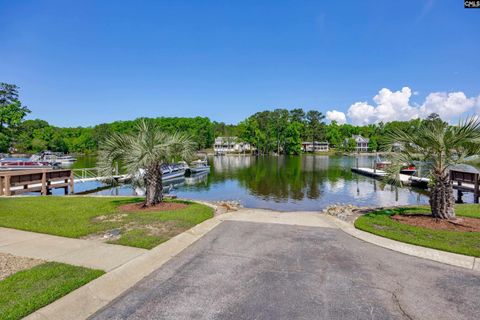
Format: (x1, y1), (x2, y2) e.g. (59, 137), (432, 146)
(0, 196), (214, 249)
(355, 204), (480, 257)
(0, 262), (103, 320)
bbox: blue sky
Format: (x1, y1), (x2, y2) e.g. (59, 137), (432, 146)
(1, 0), (479, 127)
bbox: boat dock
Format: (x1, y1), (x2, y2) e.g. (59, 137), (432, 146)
(0, 168), (131, 196)
(352, 167), (479, 203)
(72, 168), (129, 183)
(351, 167), (430, 187)
(0, 169), (74, 196)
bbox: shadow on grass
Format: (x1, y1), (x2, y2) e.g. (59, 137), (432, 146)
(364, 206), (431, 218)
(110, 198), (194, 208)
(110, 197), (145, 206)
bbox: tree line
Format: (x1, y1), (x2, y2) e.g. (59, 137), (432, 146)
(0, 82), (436, 154)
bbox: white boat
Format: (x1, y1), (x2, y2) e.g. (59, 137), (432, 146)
(35, 151), (76, 164)
(0, 157), (57, 170)
(55, 155), (77, 163)
(136, 163), (186, 183)
(375, 156), (417, 176)
(188, 159), (210, 174)
(161, 163), (187, 181)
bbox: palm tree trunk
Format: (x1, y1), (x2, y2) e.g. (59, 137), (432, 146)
(144, 165), (163, 207)
(429, 173), (455, 219)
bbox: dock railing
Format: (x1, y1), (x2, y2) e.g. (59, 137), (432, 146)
(0, 169), (74, 196)
(450, 170), (479, 203)
(72, 166), (127, 183)
(72, 168), (100, 180)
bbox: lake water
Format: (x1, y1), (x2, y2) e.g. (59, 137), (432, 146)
(70, 155), (448, 211)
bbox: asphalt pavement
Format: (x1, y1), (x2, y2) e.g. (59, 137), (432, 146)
(91, 220), (480, 320)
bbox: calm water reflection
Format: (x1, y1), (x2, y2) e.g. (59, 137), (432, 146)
(75, 155), (440, 211)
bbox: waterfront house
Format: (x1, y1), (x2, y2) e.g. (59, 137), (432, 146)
(345, 135), (369, 152)
(214, 137), (251, 154)
(301, 141), (329, 152)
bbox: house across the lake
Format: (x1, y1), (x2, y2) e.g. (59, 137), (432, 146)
(214, 137), (252, 154)
(301, 141), (329, 152)
(346, 135), (370, 152)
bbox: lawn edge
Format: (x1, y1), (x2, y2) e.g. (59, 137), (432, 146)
(0, 262), (105, 320)
(323, 214), (479, 272)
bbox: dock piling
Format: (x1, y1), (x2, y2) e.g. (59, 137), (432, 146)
(41, 171), (47, 195)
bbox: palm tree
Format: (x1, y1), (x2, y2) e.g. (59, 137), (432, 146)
(384, 116), (480, 219)
(97, 119), (196, 207)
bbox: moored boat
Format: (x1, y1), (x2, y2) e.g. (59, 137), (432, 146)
(0, 157), (59, 170)
(188, 159), (210, 174)
(399, 164), (417, 176)
(35, 151), (76, 164)
(375, 156), (417, 176)
(55, 155), (77, 163)
(135, 163), (187, 184)
(161, 163), (187, 181)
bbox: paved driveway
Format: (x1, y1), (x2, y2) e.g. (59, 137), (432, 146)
(91, 220), (480, 320)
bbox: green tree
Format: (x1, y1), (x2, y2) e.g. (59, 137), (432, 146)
(272, 109), (289, 154)
(284, 122), (302, 155)
(346, 138), (357, 152)
(385, 116), (480, 219)
(369, 136), (378, 152)
(306, 110), (326, 143)
(0, 83), (31, 151)
(0, 83), (30, 128)
(325, 121), (342, 148)
(290, 108), (306, 125)
(98, 120), (196, 207)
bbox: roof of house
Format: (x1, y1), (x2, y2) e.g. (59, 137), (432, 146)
(352, 135), (369, 143)
(215, 136), (239, 142)
(301, 141), (329, 145)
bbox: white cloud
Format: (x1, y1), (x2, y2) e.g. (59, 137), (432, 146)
(347, 102), (376, 125)
(347, 87), (418, 125)
(419, 92), (478, 120)
(341, 87), (479, 125)
(326, 110), (347, 124)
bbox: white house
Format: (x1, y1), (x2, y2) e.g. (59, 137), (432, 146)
(301, 141), (329, 152)
(345, 135), (369, 152)
(214, 137), (251, 154)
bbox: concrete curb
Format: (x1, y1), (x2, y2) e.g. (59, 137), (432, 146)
(24, 215), (223, 320)
(324, 215), (479, 272)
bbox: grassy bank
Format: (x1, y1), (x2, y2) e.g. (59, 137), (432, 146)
(0, 197), (214, 249)
(355, 204), (480, 257)
(0, 262), (103, 320)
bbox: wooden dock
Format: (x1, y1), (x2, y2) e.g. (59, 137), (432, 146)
(351, 167), (429, 187)
(0, 169), (74, 196)
(450, 169), (479, 203)
(352, 167), (479, 203)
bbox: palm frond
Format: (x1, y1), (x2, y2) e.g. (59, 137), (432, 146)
(97, 119), (196, 179)
(381, 115), (480, 184)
